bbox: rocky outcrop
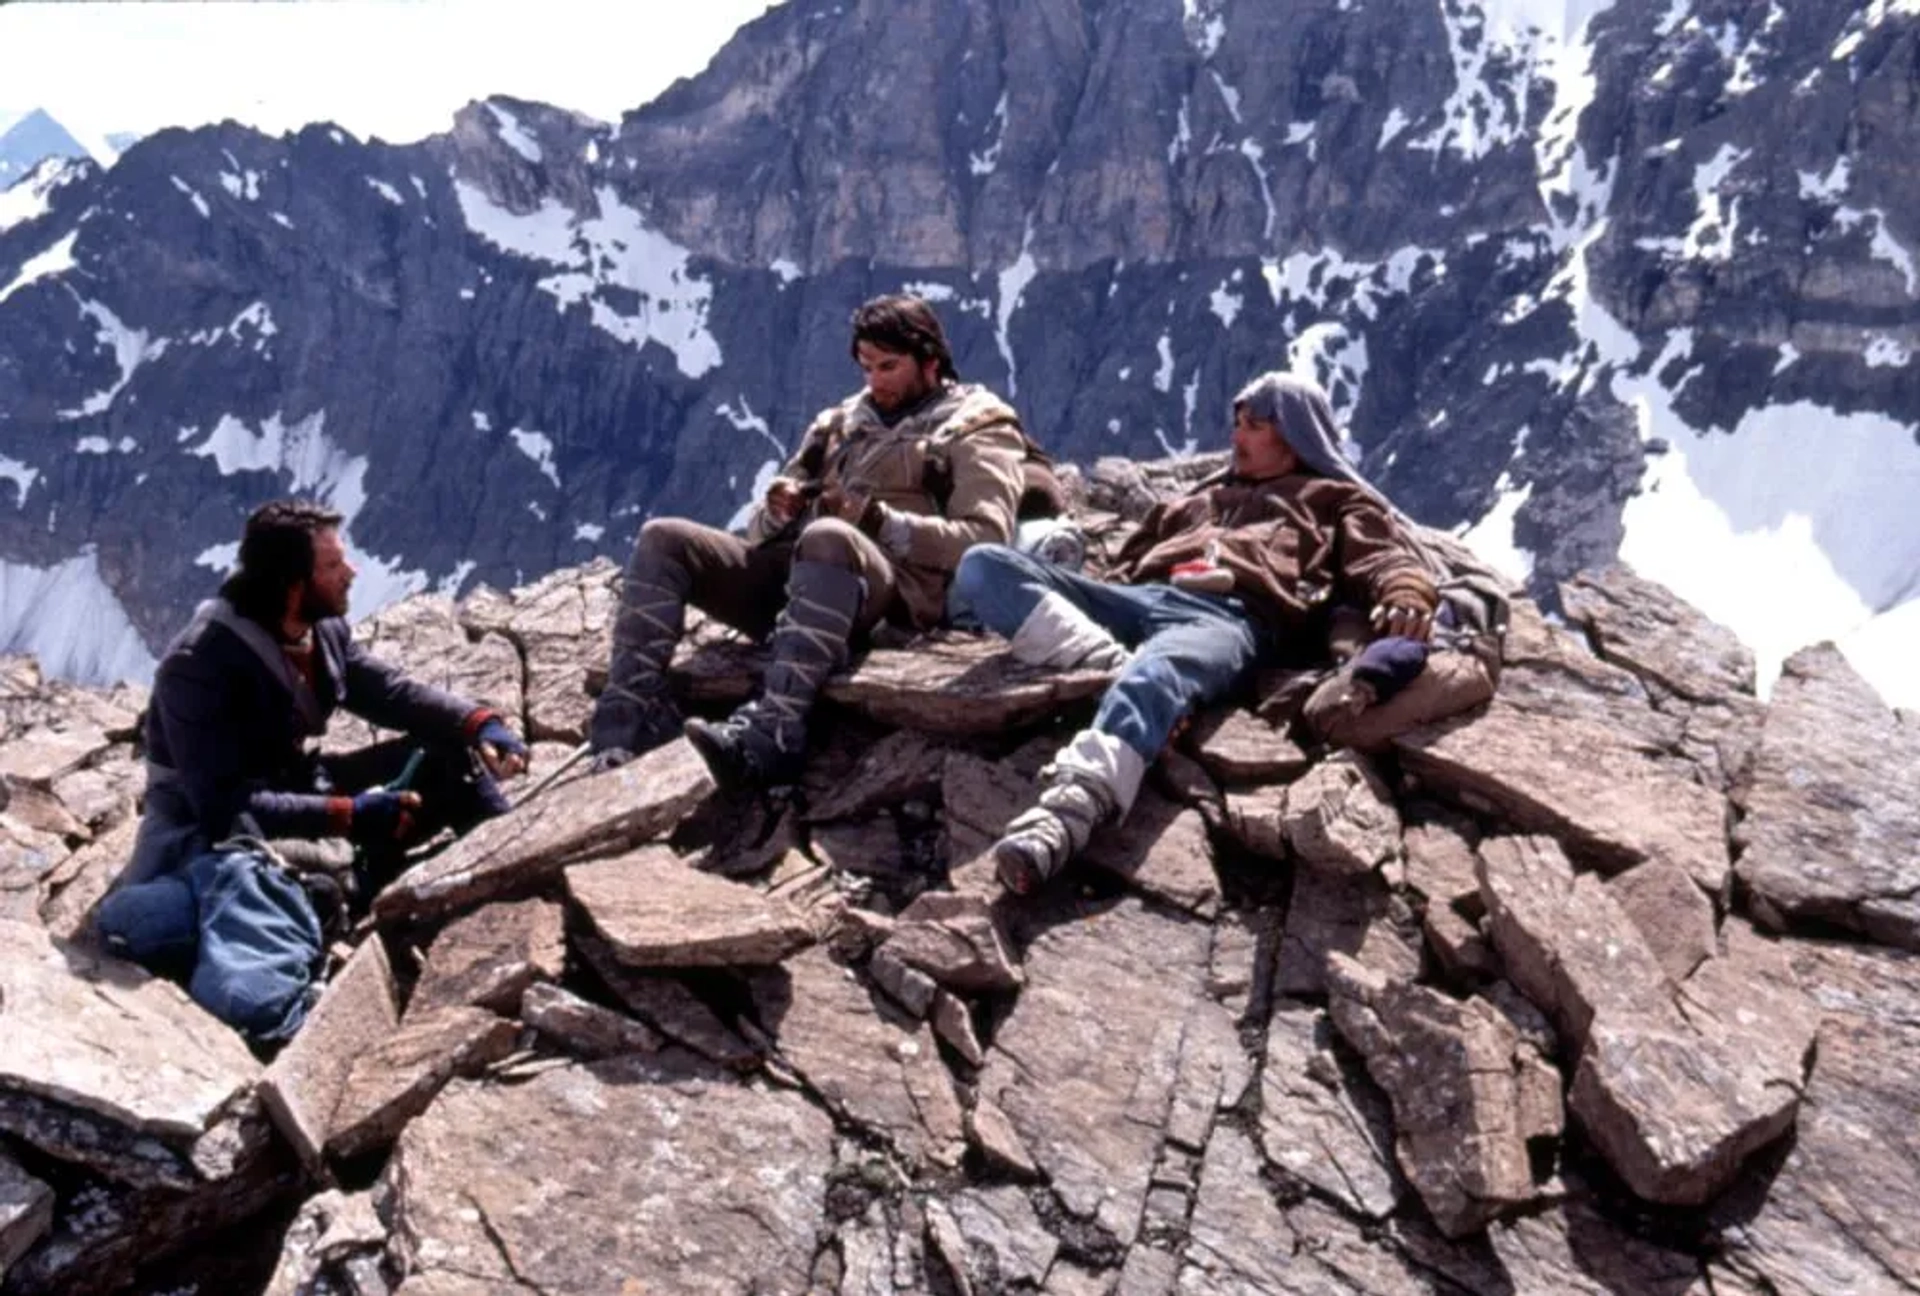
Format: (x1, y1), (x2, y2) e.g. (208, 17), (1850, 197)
(2, 542), (1915, 1294)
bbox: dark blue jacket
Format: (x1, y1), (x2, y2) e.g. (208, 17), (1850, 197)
(134, 599), (477, 878)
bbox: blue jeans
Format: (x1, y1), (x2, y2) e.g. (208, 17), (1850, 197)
(948, 544), (1269, 760)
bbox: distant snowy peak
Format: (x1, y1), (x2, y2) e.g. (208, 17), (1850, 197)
(0, 109), (118, 187)
(0, 154), (93, 235)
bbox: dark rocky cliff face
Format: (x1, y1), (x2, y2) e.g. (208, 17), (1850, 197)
(0, 0), (1915, 677)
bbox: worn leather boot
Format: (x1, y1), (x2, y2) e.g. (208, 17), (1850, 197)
(685, 559), (863, 792)
(991, 727), (1147, 895)
(589, 559), (688, 771)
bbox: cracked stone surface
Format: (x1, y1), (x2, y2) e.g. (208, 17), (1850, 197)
(376, 737), (715, 924)
(748, 947), (966, 1170)
(567, 844), (816, 967)
(1283, 751), (1403, 876)
(979, 899), (1216, 1244)
(388, 1054), (832, 1293)
(261, 938), (399, 1173)
(0, 1149), (54, 1276)
(1276, 863), (1423, 997)
(1257, 1001), (1401, 1218)
(1734, 644), (1920, 952)
(407, 897), (567, 1019)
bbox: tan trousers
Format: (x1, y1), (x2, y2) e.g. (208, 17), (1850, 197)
(635, 516), (899, 641)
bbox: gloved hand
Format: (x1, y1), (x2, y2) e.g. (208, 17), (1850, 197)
(1349, 636), (1429, 702)
(472, 716), (529, 779)
(348, 789), (421, 843)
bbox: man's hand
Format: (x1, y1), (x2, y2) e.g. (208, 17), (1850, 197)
(1369, 600), (1434, 643)
(764, 477), (807, 527)
(815, 484), (873, 527)
(473, 717), (530, 779)
(349, 789), (422, 843)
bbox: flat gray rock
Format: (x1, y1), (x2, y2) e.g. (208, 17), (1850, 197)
(0, 919), (259, 1140)
(375, 737), (714, 924)
(1608, 859), (1718, 982)
(1083, 789), (1222, 917)
(568, 844), (815, 967)
(407, 897), (567, 1019)
(1326, 955), (1561, 1236)
(522, 982), (664, 1058)
(944, 1187), (1058, 1289)
(750, 947), (965, 1169)
(1187, 707), (1311, 783)
(1711, 937), (1920, 1295)
(1735, 644), (1920, 951)
(1284, 751), (1403, 875)
(460, 560), (618, 743)
(1401, 701), (1730, 894)
(577, 933), (761, 1069)
(978, 899), (1217, 1243)
(387, 1056), (832, 1293)
(1257, 1002), (1401, 1218)
(1276, 864), (1423, 997)
(36, 813), (138, 942)
(261, 939), (400, 1173)
(826, 635), (1114, 735)
(327, 1007), (520, 1160)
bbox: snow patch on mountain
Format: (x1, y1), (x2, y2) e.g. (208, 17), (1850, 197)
(0, 456), (38, 505)
(994, 228), (1037, 395)
(485, 103), (543, 164)
(1459, 477), (1536, 584)
(58, 299), (167, 419)
(509, 428), (561, 486)
(0, 157), (88, 234)
(0, 230), (78, 305)
(0, 549), (158, 684)
(366, 177), (405, 205)
(169, 176), (211, 219)
(452, 179), (721, 378)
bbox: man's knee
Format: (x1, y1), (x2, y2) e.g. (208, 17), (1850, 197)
(949, 543), (1024, 609)
(793, 518), (866, 567)
(634, 517), (703, 562)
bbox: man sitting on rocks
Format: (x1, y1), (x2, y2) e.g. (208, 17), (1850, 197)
(947, 371), (1503, 894)
(590, 293), (1046, 791)
(96, 500), (528, 1023)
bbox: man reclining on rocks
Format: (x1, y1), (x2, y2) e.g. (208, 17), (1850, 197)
(590, 292), (1061, 791)
(947, 371), (1505, 894)
(95, 499), (529, 1037)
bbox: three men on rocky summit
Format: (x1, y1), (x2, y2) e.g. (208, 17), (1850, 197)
(93, 291), (1499, 1038)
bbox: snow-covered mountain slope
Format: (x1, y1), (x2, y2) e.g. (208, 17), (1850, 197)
(0, 0), (1914, 711)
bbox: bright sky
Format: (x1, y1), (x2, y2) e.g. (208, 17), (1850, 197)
(0, 0), (778, 152)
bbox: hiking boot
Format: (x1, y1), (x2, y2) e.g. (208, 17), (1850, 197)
(590, 550), (691, 766)
(684, 714), (805, 792)
(687, 559), (863, 792)
(992, 779), (1112, 895)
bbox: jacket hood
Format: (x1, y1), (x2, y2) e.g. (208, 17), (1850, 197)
(1231, 371), (1368, 487)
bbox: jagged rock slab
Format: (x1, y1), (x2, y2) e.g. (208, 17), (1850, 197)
(1183, 1125), (1436, 1295)
(49, 752), (141, 833)
(1276, 864), (1422, 997)
(880, 892), (1022, 994)
(1404, 815), (1495, 977)
(460, 560), (617, 743)
(0, 777), (87, 839)
(3, 1098), (299, 1296)
(521, 982), (664, 1058)
(1326, 955), (1561, 1237)
(978, 899), (1216, 1243)
(1284, 752), (1403, 875)
(1493, 601), (1687, 754)
(1222, 782), (1288, 860)
(1392, 1194), (1710, 1295)
(1734, 644), (1920, 951)
(942, 1188), (1057, 1289)
(825, 636), (1113, 736)
(0, 919), (259, 1139)
(0, 816), (67, 925)
(35, 814), (138, 942)
(577, 933), (760, 1069)
(263, 1189), (386, 1296)
(1478, 834), (1674, 1048)
(967, 1096), (1038, 1178)
(749, 947), (965, 1169)
(0, 1089), (206, 1191)
(0, 1150), (53, 1276)
(323, 593), (524, 754)
(811, 816), (908, 877)
(805, 728), (948, 823)
(1712, 937), (1920, 1295)
(1257, 1003), (1401, 1218)
(387, 1056), (832, 1293)
(375, 737), (713, 924)
(1561, 565), (1757, 701)
(1187, 707), (1311, 783)
(0, 726), (110, 785)
(1165, 978), (1253, 1153)
(567, 845), (815, 967)
(1401, 701), (1730, 894)
(326, 1007), (520, 1160)
(1480, 837), (1813, 1205)
(1608, 859), (1717, 982)
(261, 939), (400, 1173)
(407, 897), (567, 1018)
(1083, 789), (1222, 917)
(940, 750), (1035, 866)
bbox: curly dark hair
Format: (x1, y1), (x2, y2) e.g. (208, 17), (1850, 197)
(220, 499), (344, 626)
(848, 294), (959, 382)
